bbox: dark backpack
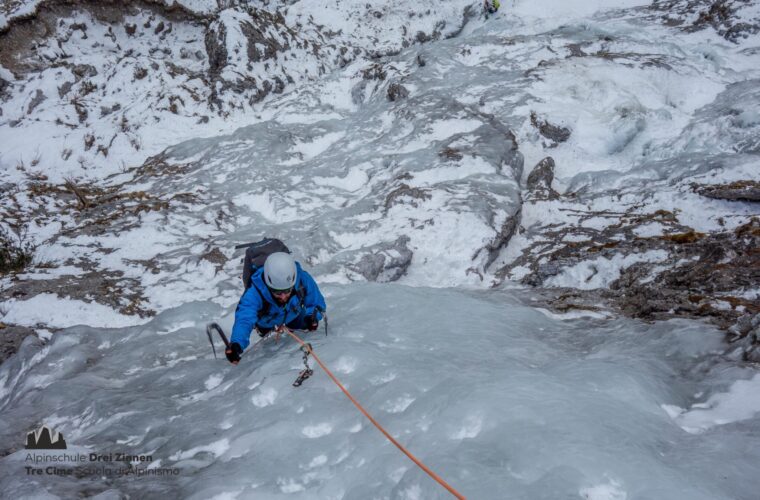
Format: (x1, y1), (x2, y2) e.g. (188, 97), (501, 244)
(236, 238), (306, 317)
(239, 238), (290, 290)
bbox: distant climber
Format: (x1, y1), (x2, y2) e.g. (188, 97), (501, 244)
(484, 0), (500, 16)
(225, 241), (326, 365)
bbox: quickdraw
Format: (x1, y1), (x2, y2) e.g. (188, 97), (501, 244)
(292, 343), (313, 387)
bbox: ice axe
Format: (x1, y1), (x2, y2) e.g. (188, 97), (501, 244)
(206, 322), (230, 359)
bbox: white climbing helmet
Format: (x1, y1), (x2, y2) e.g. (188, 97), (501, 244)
(263, 252), (297, 291)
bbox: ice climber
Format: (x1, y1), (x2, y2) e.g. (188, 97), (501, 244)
(226, 251), (327, 365)
(484, 0), (500, 15)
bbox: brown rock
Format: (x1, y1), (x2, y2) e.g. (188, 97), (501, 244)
(526, 157), (559, 199)
(387, 82), (409, 101)
(694, 180), (760, 202)
(530, 112), (571, 145)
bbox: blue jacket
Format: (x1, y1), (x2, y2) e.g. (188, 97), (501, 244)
(230, 262), (326, 350)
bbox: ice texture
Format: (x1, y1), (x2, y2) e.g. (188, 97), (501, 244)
(2, 285), (760, 499)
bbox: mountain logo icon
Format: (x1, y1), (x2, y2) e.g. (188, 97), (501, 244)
(25, 426), (67, 449)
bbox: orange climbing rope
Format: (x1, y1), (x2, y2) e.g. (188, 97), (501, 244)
(282, 327), (467, 500)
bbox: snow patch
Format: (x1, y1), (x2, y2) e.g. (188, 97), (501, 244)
(306, 455), (328, 469)
(313, 167), (370, 192)
(382, 395), (415, 413)
(546, 250), (669, 290)
(302, 423), (333, 438)
(580, 479), (628, 500)
(537, 308), (611, 320)
(289, 132), (346, 162)
(334, 356), (358, 374)
(1, 293), (149, 328)
(278, 478), (305, 493)
(451, 415), (483, 439)
(663, 373), (760, 434)
(204, 374), (223, 391)
(251, 387), (278, 407)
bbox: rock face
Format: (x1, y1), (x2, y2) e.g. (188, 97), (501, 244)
(203, 7), (338, 107)
(0, 0), (346, 179)
(386, 81), (409, 101)
(502, 207), (760, 342)
(526, 157), (559, 200)
(694, 181), (760, 202)
(530, 112), (571, 147)
(648, 0), (760, 42)
(727, 313), (760, 363)
(0, 0), (480, 186)
(609, 220), (760, 325)
(349, 236), (414, 282)
(0, 323), (36, 364)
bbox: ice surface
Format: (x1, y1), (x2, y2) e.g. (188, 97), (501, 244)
(2, 285), (760, 499)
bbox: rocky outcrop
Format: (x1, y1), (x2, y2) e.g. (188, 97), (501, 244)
(204, 18), (227, 79)
(475, 212), (521, 272)
(349, 236), (414, 282)
(0, 323), (36, 364)
(526, 157), (559, 200)
(387, 81), (409, 101)
(0, 0), (347, 171)
(505, 211), (760, 346)
(383, 183), (432, 211)
(608, 220), (759, 324)
(648, 0), (760, 42)
(694, 180), (760, 202)
(530, 112), (571, 147)
(203, 7), (339, 107)
(0, 0), (475, 100)
(727, 313), (760, 362)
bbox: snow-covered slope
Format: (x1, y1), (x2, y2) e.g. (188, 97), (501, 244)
(1, 0), (758, 334)
(1, 0), (760, 498)
(0, 0), (482, 184)
(4, 0), (757, 334)
(0, 0), (353, 184)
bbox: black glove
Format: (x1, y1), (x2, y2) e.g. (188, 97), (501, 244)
(307, 311), (319, 331)
(256, 325), (272, 338)
(225, 342), (243, 364)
